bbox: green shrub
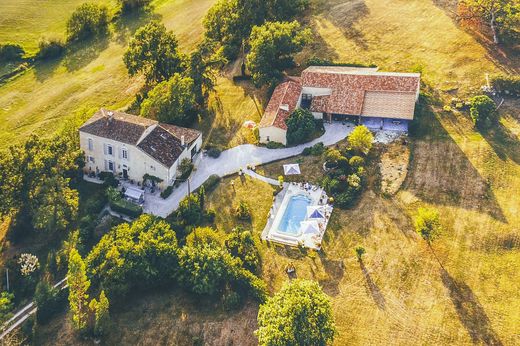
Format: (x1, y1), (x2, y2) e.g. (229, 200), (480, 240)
(469, 95), (498, 129)
(354, 245), (366, 260)
(161, 185), (174, 199)
(66, 3), (109, 42)
(118, 0), (151, 12)
(36, 38), (65, 60)
(266, 141), (285, 149)
(334, 188), (358, 209)
(225, 227), (261, 273)
(302, 147), (312, 155)
(205, 209), (216, 223)
(349, 156), (364, 168)
(306, 56), (376, 68)
(207, 147), (221, 158)
(234, 201), (251, 221)
(222, 290), (242, 311)
(0, 43), (24, 61)
(176, 193), (203, 225)
(98, 171), (118, 187)
(203, 174), (221, 192)
(310, 142), (325, 155)
(490, 74), (520, 96)
(179, 158), (194, 179)
(0, 291), (14, 324)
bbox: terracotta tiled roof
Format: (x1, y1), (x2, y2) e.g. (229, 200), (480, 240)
(160, 123), (201, 146)
(137, 126), (185, 168)
(301, 66), (420, 118)
(79, 108), (157, 145)
(259, 77), (302, 130)
(80, 109), (201, 168)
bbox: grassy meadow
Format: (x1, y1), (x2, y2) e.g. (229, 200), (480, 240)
(1, 0), (519, 345)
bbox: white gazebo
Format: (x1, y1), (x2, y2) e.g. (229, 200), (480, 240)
(283, 163), (301, 175)
(124, 186), (145, 205)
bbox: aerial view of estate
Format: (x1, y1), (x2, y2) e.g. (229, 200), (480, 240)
(0, 0), (518, 345)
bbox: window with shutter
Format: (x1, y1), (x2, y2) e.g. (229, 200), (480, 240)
(88, 138), (93, 151)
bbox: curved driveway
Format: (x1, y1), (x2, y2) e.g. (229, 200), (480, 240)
(145, 122), (355, 217)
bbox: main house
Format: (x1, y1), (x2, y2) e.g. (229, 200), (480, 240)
(259, 66), (421, 145)
(79, 109), (202, 189)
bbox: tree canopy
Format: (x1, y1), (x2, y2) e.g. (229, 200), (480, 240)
(66, 3), (109, 42)
(285, 108), (316, 145)
(0, 134), (82, 237)
(414, 207), (442, 243)
(460, 0), (520, 44)
(256, 279), (335, 346)
(140, 73), (197, 125)
(118, 0), (152, 12)
(246, 20), (311, 87)
(123, 21), (185, 84)
(347, 125), (374, 155)
(86, 214), (178, 298)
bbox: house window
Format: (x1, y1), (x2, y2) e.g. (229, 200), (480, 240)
(107, 145), (113, 156)
(122, 148), (128, 160)
(302, 93), (312, 100)
(266, 136), (270, 142)
(108, 160), (114, 172)
(88, 138), (93, 151)
(87, 155), (95, 163)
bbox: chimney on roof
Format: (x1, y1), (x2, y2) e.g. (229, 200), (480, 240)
(280, 104), (289, 111)
(106, 111), (114, 124)
(181, 135), (185, 146)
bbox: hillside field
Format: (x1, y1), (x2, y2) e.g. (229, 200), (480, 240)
(1, 0), (519, 345)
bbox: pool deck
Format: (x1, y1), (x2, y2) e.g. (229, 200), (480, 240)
(262, 183), (333, 250)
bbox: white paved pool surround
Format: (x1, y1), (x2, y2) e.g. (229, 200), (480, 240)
(265, 183), (332, 250)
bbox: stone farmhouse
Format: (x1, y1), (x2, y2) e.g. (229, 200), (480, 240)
(79, 108), (202, 189)
(259, 66), (421, 145)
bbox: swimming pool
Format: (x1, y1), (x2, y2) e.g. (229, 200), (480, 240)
(278, 194), (311, 235)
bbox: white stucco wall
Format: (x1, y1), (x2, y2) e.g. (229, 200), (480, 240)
(301, 87), (332, 96)
(259, 127), (287, 145)
(80, 132), (169, 189)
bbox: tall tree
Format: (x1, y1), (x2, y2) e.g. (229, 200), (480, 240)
(140, 73), (197, 125)
(246, 21), (311, 87)
(460, 0), (520, 43)
(123, 21), (185, 84)
(266, 0), (310, 21)
(414, 207), (442, 244)
(68, 248), (90, 332)
(187, 46), (218, 108)
(256, 279), (336, 346)
(89, 290), (110, 337)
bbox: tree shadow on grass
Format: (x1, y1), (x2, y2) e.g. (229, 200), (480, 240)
(359, 260), (386, 310)
(313, 0), (370, 50)
(33, 56), (63, 82)
(317, 254), (344, 296)
(63, 35), (110, 72)
(113, 8), (162, 45)
(480, 100), (520, 165)
(404, 94), (507, 222)
(441, 269), (503, 346)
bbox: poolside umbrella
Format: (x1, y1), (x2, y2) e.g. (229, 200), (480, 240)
(307, 206), (325, 220)
(243, 120), (256, 129)
(283, 164), (301, 175)
(300, 220), (320, 235)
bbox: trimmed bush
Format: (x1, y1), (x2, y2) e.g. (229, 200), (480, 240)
(234, 201), (251, 221)
(161, 185), (174, 199)
(109, 198), (142, 218)
(286, 108), (316, 145)
(469, 95), (498, 129)
(0, 43), (24, 61)
(266, 141), (285, 149)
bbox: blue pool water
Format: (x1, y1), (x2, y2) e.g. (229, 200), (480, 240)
(279, 195), (311, 235)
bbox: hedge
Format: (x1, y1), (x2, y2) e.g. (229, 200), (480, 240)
(490, 74), (520, 96)
(109, 198), (142, 218)
(202, 174), (221, 192)
(161, 185), (174, 199)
